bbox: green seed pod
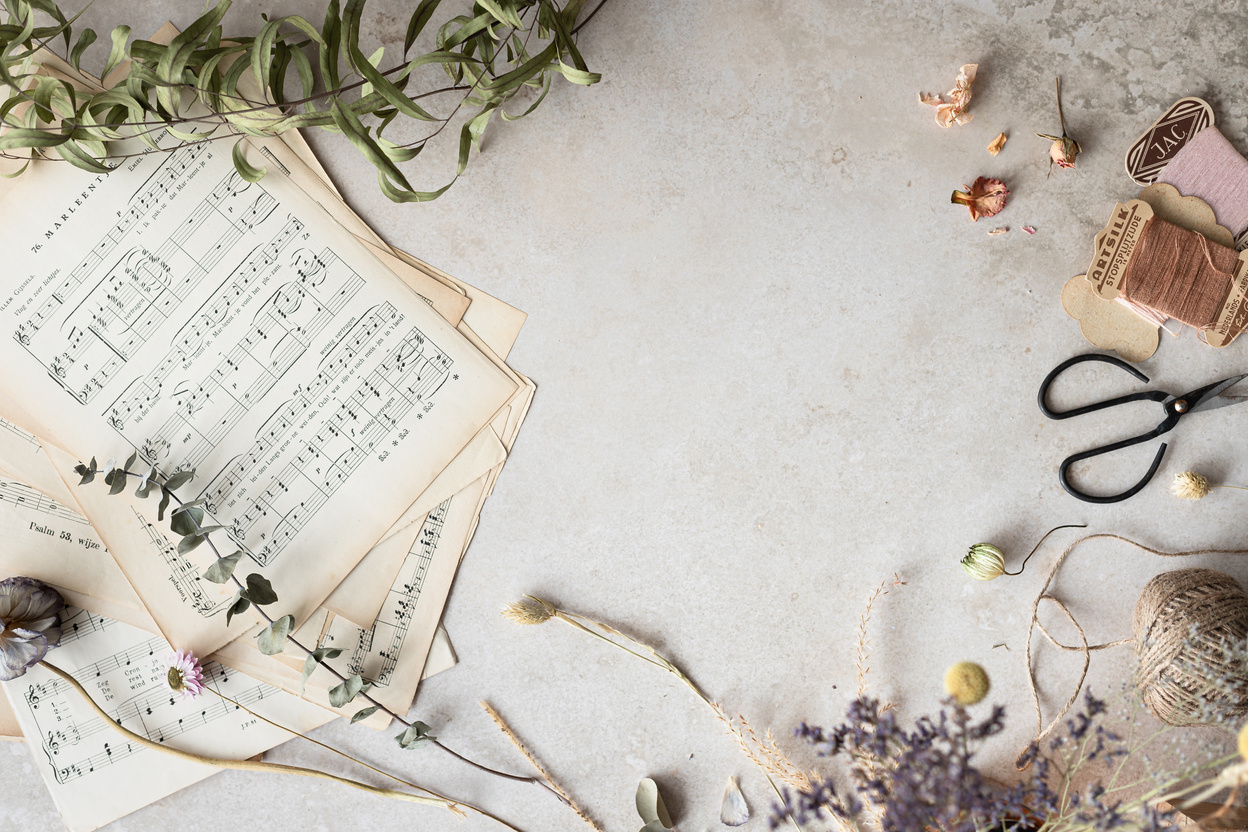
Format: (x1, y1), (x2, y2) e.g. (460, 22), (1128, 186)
(961, 543), (1006, 581)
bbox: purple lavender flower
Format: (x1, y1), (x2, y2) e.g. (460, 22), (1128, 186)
(0, 577), (64, 681)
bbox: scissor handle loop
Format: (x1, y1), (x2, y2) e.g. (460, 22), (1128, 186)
(1038, 353), (1168, 419)
(1058, 439), (1169, 503)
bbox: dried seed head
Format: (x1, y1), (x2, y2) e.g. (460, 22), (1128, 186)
(961, 544), (1006, 581)
(1172, 471), (1211, 500)
(501, 596), (556, 625)
(944, 661), (990, 705)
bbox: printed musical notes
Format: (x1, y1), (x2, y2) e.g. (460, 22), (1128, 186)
(1, 606), (333, 832)
(0, 121), (516, 661)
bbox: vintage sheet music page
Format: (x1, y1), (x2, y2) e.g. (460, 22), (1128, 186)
(2, 605), (334, 832)
(0, 136), (518, 656)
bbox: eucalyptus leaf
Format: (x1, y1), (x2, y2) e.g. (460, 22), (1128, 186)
(203, 551), (243, 583)
(394, 720), (436, 749)
(225, 591), (251, 626)
(350, 705), (379, 723)
(328, 673), (369, 708)
(157, 488), (171, 521)
(255, 614), (293, 655)
(177, 533), (204, 555)
(169, 506), (204, 536)
(76, 457), (96, 485)
(636, 778), (673, 829)
(299, 646), (342, 693)
(106, 468), (127, 495)
(245, 573), (278, 605)
(164, 469), (195, 490)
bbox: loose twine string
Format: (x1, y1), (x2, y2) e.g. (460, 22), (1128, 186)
(1018, 533), (1248, 770)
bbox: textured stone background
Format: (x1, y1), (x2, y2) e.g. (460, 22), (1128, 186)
(8, 0), (1248, 829)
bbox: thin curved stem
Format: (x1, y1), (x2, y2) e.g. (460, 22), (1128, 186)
(101, 465), (568, 805)
(1001, 523), (1087, 576)
(39, 660), (463, 813)
(208, 687), (529, 832)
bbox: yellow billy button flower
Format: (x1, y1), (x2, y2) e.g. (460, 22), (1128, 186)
(945, 662), (990, 706)
(1239, 723), (1248, 761)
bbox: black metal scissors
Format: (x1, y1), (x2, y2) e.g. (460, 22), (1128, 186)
(1038, 353), (1248, 503)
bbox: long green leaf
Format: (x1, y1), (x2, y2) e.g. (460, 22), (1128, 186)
(101, 24), (130, 80)
(231, 136), (266, 182)
(404, 0), (442, 53)
(69, 27), (95, 71)
(52, 137), (110, 173)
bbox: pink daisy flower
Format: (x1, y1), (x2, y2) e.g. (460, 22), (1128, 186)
(166, 649), (206, 699)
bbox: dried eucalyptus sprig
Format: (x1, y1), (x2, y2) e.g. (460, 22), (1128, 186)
(74, 456), (569, 804)
(0, 0), (604, 201)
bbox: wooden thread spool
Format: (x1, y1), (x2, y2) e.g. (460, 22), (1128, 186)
(1133, 567), (1248, 726)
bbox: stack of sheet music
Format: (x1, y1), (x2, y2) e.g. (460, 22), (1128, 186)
(0, 28), (532, 832)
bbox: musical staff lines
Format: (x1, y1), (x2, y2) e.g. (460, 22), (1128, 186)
(107, 239), (364, 471)
(337, 498), (447, 686)
(14, 143), (208, 347)
(19, 163), (278, 404)
(0, 416), (42, 452)
(135, 508), (231, 619)
(22, 610), (280, 785)
(206, 309), (453, 565)
(0, 479), (88, 526)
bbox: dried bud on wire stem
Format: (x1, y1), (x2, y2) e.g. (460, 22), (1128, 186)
(961, 524), (1087, 581)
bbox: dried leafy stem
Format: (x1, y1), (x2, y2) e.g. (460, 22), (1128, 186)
(0, 0), (606, 201)
(73, 457), (569, 805)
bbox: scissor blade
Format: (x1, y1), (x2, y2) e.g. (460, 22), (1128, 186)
(1189, 374), (1248, 414)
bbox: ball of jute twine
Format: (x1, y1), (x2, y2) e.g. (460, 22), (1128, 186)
(1133, 567), (1248, 727)
(1018, 534), (1248, 770)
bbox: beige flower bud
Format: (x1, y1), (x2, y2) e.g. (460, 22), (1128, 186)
(1172, 470), (1211, 500)
(961, 543), (1006, 581)
(944, 661), (990, 706)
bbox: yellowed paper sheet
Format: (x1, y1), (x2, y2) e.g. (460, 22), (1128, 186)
(0, 131), (518, 657)
(2, 605), (334, 832)
(298, 475), (488, 720)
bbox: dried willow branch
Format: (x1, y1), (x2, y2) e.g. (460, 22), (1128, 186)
(0, 0), (604, 201)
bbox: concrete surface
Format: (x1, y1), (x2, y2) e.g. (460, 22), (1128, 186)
(8, 0), (1248, 830)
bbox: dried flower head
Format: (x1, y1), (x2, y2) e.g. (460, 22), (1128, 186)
(1172, 470), (1211, 500)
(0, 577), (64, 681)
(166, 649), (206, 699)
(951, 177), (1008, 222)
(919, 63), (977, 127)
(961, 544), (1006, 581)
(502, 596), (557, 625)
(944, 661), (990, 705)
(1036, 77), (1081, 174)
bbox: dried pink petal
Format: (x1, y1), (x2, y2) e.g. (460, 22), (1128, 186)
(919, 63), (978, 128)
(988, 227), (1009, 236)
(987, 132), (1007, 155)
(951, 177), (1008, 222)
(1023, 226), (1036, 235)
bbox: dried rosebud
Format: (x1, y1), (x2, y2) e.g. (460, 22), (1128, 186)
(951, 177), (1008, 221)
(1036, 77), (1081, 174)
(0, 577), (64, 681)
(944, 661), (990, 706)
(961, 543), (1006, 581)
(1038, 133), (1081, 170)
